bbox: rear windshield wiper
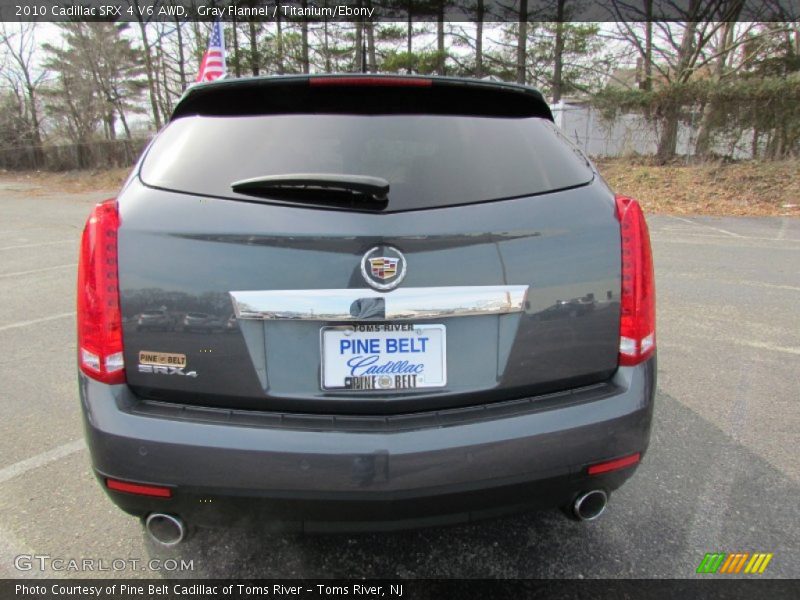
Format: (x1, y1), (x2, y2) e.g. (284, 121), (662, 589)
(231, 173), (390, 205)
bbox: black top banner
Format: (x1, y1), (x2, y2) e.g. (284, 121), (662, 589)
(0, 0), (798, 23)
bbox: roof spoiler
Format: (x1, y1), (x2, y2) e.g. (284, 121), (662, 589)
(171, 75), (554, 122)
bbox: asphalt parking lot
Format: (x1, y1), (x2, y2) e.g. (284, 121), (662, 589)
(0, 183), (798, 579)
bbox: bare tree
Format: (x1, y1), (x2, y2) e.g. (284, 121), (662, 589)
(407, 1), (414, 73)
(128, 0), (163, 129)
(694, 20), (741, 156)
(355, 17), (364, 72)
(0, 23), (45, 165)
(552, 0), (566, 102)
(436, 0), (446, 75)
(611, 0), (761, 161)
(276, 11), (286, 74)
(475, 0), (484, 77)
(517, 0), (528, 83)
(300, 0), (310, 73)
(248, 18), (261, 75)
(366, 10), (376, 71)
(230, 9), (242, 78)
(174, 17), (187, 89)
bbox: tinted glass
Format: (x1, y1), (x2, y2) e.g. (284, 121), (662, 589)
(140, 115), (593, 212)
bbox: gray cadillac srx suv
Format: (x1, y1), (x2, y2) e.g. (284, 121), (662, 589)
(77, 75), (656, 545)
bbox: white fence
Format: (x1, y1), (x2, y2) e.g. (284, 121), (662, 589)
(552, 101), (755, 159)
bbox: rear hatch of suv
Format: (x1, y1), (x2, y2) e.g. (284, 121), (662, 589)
(118, 76), (621, 415)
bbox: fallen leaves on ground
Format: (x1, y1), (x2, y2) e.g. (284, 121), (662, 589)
(0, 168), (128, 195)
(596, 158), (799, 217)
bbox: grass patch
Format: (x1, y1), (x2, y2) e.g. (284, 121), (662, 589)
(595, 158), (800, 217)
(0, 168), (128, 195)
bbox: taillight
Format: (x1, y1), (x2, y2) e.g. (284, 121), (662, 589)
(77, 199), (125, 384)
(615, 195), (655, 366)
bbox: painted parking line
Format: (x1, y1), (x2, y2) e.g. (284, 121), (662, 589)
(669, 215), (744, 238)
(671, 330), (800, 357)
(0, 439), (85, 486)
(0, 240), (76, 251)
(651, 235), (800, 248)
(0, 312), (74, 333)
(653, 232), (800, 243)
(662, 272), (800, 293)
(0, 264), (76, 279)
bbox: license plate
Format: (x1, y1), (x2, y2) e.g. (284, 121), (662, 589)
(321, 324), (446, 391)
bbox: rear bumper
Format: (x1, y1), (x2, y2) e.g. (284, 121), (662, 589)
(80, 357), (656, 531)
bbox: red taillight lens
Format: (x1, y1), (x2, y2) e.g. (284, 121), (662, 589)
(587, 452), (641, 476)
(309, 76), (432, 87)
(106, 478), (172, 498)
(77, 199), (125, 384)
(615, 194), (655, 366)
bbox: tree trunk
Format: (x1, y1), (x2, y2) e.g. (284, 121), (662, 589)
(23, 80), (44, 167)
(475, 0), (483, 77)
(248, 20), (260, 76)
(276, 14), (285, 74)
(191, 20), (204, 65)
(694, 101), (714, 157)
(641, 0), (652, 91)
(655, 19), (698, 162)
(366, 14), (376, 72)
(516, 0), (528, 84)
(300, 1), (310, 74)
(175, 18), (187, 90)
(118, 108), (132, 140)
(656, 104), (680, 163)
(152, 36), (168, 124)
(355, 18), (363, 72)
(695, 20), (738, 158)
(157, 40), (168, 115)
(436, 2), (445, 76)
(323, 18), (331, 72)
(135, 16), (162, 130)
(406, 5), (413, 74)
(231, 17), (241, 78)
(552, 0), (566, 103)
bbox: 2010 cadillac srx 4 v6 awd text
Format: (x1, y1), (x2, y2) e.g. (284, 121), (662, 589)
(77, 75), (655, 545)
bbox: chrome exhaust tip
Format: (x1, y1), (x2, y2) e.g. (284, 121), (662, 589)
(145, 513), (185, 547)
(572, 490), (608, 521)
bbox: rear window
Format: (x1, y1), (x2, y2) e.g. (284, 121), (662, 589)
(140, 114), (593, 212)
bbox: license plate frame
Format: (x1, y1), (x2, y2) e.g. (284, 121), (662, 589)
(320, 323), (447, 391)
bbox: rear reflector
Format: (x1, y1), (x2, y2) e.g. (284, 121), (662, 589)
(588, 452), (641, 476)
(77, 199), (125, 384)
(106, 478), (172, 498)
(615, 195), (656, 366)
(309, 76), (432, 88)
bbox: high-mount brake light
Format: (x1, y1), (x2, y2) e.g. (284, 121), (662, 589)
(309, 76), (432, 87)
(615, 194), (656, 366)
(77, 199), (125, 384)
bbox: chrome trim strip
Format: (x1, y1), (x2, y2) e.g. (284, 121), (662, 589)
(230, 286), (529, 321)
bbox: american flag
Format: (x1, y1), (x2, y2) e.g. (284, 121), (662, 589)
(196, 21), (226, 83)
